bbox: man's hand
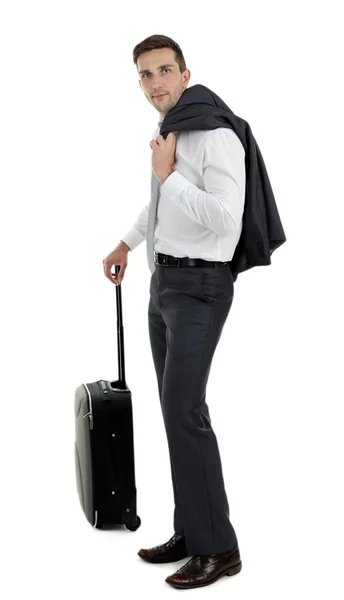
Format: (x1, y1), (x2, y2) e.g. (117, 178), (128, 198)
(150, 132), (176, 184)
(103, 243), (129, 285)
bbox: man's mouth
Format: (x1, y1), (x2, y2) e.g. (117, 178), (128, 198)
(153, 93), (168, 98)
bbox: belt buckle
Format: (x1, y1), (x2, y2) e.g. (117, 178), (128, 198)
(162, 254), (169, 267)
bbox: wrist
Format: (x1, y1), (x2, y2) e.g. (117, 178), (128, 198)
(117, 240), (131, 253)
(160, 167), (175, 184)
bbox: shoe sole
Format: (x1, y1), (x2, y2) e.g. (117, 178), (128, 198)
(165, 560), (242, 588)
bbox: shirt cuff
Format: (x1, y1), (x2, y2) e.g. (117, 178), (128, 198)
(120, 228), (145, 251)
(160, 169), (191, 201)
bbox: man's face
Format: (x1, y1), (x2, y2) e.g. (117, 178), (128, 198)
(138, 48), (191, 120)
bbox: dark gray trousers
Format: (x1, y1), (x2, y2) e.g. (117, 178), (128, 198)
(148, 261), (238, 555)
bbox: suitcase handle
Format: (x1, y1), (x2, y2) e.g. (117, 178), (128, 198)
(114, 264), (126, 388)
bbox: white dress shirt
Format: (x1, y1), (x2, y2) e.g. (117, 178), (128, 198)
(120, 119), (246, 262)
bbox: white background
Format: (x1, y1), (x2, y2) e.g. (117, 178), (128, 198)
(1, 1), (343, 598)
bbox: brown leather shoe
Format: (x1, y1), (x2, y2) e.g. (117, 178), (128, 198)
(137, 533), (189, 563)
(165, 545), (242, 588)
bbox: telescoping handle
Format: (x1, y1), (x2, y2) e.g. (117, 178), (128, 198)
(114, 264), (126, 388)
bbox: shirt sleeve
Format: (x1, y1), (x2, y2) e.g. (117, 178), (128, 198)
(120, 204), (149, 251)
(160, 128), (245, 237)
(120, 125), (161, 251)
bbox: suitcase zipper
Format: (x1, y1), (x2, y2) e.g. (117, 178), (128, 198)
(82, 384), (94, 430)
(83, 411), (94, 429)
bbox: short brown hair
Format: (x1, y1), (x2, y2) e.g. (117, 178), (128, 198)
(133, 34), (187, 75)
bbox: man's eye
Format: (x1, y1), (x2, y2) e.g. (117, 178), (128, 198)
(143, 68), (170, 78)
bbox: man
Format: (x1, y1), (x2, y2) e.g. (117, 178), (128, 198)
(103, 35), (244, 589)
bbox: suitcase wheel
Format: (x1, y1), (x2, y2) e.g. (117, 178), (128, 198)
(125, 515), (141, 531)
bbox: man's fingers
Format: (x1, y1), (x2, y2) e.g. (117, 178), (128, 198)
(113, 267), (125, 285)
(103, 262), (119, 284)
(102, 253), (127, 285)
(103, 263), (112, 279)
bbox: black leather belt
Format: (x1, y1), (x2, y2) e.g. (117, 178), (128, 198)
(154, 251), (228, 268)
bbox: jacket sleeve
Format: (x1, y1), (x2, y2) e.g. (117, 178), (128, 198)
(160, 128), (245, 237)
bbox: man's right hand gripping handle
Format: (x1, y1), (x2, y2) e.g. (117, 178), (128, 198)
(103, 240), (131, 285)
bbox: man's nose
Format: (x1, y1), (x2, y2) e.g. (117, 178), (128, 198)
(151, 75), (164, 89)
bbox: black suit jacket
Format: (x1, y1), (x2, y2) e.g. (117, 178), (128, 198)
(158, 84), (286, 281)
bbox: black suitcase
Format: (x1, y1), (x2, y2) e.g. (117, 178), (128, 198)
(74, 264), (141, 531)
